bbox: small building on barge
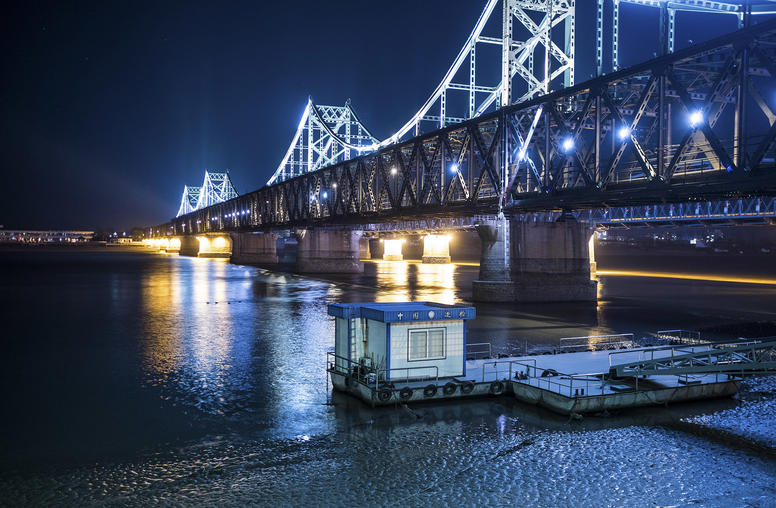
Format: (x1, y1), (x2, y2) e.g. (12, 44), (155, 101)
(327, 302), (476, 386)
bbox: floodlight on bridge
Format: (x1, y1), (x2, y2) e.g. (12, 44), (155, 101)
(450, 163), (459, 173)
(617, 126), (631, 141)
(561, 137), (575, 153)
(689, 110), (704, 128)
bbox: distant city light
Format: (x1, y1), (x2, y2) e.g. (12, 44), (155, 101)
(390, 167), (398, 176)
(617, 126), (631, 141)
(561, 137), (575, 152)
(332, 183), (338, 188)
(689, 110), (703, 127)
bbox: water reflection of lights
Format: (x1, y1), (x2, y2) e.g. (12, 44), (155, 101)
(597, 270), (776, 286)
(374, 260), (458, 304)
(374, 260), (410, 302)
(141, 257), (255, 416)
(417, 263), (456, 303)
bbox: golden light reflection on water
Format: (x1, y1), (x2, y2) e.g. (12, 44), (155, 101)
(372, 260), (458, 304)
(597, 269), (776, 286)
(140, 258), (248, 414)
(141, 262), (183, 382)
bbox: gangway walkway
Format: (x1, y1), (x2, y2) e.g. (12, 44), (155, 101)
(608, 339), (776, 378)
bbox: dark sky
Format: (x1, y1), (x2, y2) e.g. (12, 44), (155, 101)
(1, 1), (739, 231)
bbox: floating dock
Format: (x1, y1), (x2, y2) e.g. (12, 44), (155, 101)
(326, 302), (776, 415)
(327, 337), (776, 416)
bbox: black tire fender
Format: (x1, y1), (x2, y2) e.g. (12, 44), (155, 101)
(443, 382), (457, 396)
(399, 387), (413, 400)
(377, 389), (392, 402)
(489, 380), (505, 395)
(423, 384), (438, 398)
(460, 381), (475, 394)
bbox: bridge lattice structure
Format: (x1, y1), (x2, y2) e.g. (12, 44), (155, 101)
(176, 171), (239, 218)
(516, 196), (776, 226)
(157, 0), (776, 237)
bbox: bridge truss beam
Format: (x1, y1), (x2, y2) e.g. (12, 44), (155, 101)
(267, 99), (379, 185)
(158, 19), (776, 237)
(516, 196), (776, 226)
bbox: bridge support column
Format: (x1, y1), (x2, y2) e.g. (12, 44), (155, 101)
(195, 234), (232, 258)
(164, 237), (181, 253)
(295, 229), (364, 273)
(472, 218), (597, 302)
(382, 238), (404, 261)
(229, 232), (279, 265)
(472, 218), (514, 302)
(359, 236), (370, 260)
(178, 236), (200, 257)
(509, 219), (597, 302)
(422, 234), (451, 263)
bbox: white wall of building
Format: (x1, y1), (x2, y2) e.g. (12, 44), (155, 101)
(388, 320), (464, 380)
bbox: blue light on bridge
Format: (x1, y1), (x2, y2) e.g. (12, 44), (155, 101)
(689, 110), (704, 128)
(322, 192), (328, 199)
(561, 137), (575, 153)
(617, 126), (631, 141)
(450, 163), (459, 173)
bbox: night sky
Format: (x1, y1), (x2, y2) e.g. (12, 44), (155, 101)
(1, 1), (740, 231)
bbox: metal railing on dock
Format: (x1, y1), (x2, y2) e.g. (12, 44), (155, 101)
(511, 361), (608, 397)
(465, 342), (492, 360)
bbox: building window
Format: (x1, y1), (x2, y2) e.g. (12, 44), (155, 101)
(408, 328), (446, 361)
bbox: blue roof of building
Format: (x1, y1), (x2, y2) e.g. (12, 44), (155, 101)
(327, 301), (475, 323)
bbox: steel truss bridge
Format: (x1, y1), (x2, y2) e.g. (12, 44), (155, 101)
(154, 1), (776, 238)
(176, 171), (239, 217)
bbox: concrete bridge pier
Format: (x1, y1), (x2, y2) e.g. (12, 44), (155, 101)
(179, 234), (232, 258)
(422, 234), (451, 263)
(472, 218), (515, 302)
(473, 218), (597, 302)
(230, 232), (279, 265)
(178, 236), (200, 257)
(382, 238), (404, 261)
(295, 229), (364, 273)
(509, 219), (597, 302)
(164, 238), (181, 253)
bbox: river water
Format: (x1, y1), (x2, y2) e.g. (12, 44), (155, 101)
(1, 249), (775, 506)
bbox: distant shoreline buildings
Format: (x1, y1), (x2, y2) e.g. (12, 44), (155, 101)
(0, 228), (94, 243)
